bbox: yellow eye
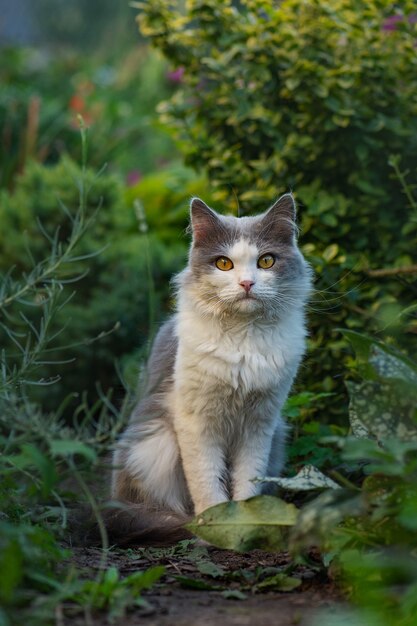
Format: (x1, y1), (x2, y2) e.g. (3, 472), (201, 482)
(215, 257), (234, 271)
(258, 254), (275, 269)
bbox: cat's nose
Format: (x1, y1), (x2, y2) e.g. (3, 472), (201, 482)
(239, 280), (255, 293)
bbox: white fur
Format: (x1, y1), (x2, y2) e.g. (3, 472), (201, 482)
(124, 425), (189, 515)
(170, 239), (309, 514)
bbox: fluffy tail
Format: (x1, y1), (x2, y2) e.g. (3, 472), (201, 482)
(71, 502), (192, 547)
(102, 502), (192, 546)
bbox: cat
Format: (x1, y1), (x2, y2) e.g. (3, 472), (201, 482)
(107, 193), (312, 544)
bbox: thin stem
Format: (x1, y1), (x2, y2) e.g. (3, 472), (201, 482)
(327, 469), (361, 491)
(389, 156), (417, 212)
(69, 459), (109, 562)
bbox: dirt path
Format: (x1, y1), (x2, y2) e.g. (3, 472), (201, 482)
(68, 545), (341, 625)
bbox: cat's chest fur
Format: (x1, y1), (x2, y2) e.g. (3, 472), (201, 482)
(176, 308), (305, 393)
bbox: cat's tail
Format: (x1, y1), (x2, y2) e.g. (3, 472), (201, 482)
(70, 502), (192, 547)
(102, 502), (192, 546)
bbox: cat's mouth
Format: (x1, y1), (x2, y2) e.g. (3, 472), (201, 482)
(236, 293), (260, 307)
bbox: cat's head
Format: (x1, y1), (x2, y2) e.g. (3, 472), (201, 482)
(180, 194), (312, 320)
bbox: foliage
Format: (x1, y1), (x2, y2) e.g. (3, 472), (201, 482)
(301, 333), (417, 626)
(0, 133), (164, 625)
(283, 391), (345, 470)
(0, 155), (209, 411)
(130, 538), (303, 597)
(187, 496), (298, 552)
(138, 0), (417, 418)
(69, 565), (165, 621)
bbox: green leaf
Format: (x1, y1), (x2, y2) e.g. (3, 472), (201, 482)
(20, 444), (58, 494)
(322, 244), (339, 262)
(255, 573), (302, 592)
(221, 589), (247, 600)
(342, 330), (417, 379)
(49, 439), (97, 462)
(398, 491), (417, 531)
(187, 496), (298, 552)
(0, 538), (23, 603)
(123, 566), (165, 593)
(369, 346), (417, 386)
(291, 490), (363, 550)
(195, 560), (225, 578)
(175, 576), (222, 591)
(347, 381), (417, 443)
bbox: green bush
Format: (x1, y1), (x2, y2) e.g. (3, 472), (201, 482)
(138, 0), (417, 417)
(0, 156), (211, 410)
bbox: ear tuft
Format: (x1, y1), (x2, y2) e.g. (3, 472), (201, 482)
(190, 197), (221, 244)
(269, 193), (296, 221)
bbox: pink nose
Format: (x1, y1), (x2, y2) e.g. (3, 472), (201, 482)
(239, 280), (255, 293)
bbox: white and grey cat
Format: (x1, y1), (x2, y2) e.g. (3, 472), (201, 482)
(109, 194), (312, 543)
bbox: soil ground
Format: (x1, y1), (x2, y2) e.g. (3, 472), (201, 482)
(67, 545), (342, 626)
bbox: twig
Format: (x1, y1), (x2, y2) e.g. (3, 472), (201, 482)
(327, 469), (361, 491)
(366, 264), (417, 278)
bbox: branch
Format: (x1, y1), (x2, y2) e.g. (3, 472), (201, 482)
(366, 264), (417, 278)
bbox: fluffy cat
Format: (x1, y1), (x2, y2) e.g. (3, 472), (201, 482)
(108, 194), (312, 544)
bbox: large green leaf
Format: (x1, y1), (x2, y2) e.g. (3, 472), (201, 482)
(370, 346), (417, 386)
(187, 496), (298, 552)
(342, 330), (417, 381)
(347, 381), (417, 442)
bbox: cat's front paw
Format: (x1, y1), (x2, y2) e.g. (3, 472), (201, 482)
(233, 482), (261, 501)
(193, 496), (229, 516)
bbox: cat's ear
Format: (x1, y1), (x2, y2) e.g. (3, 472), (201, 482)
(190, 197), (222, 245)
(262, 193), (297, 241)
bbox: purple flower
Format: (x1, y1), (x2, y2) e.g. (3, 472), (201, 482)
(167, 67), (185, 84)
(126, 170), (142, 187)
(382, 15), (403, 31)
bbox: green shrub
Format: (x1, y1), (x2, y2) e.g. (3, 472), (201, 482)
(0, 156), (211, 410)
(138, 0), (417, 417)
